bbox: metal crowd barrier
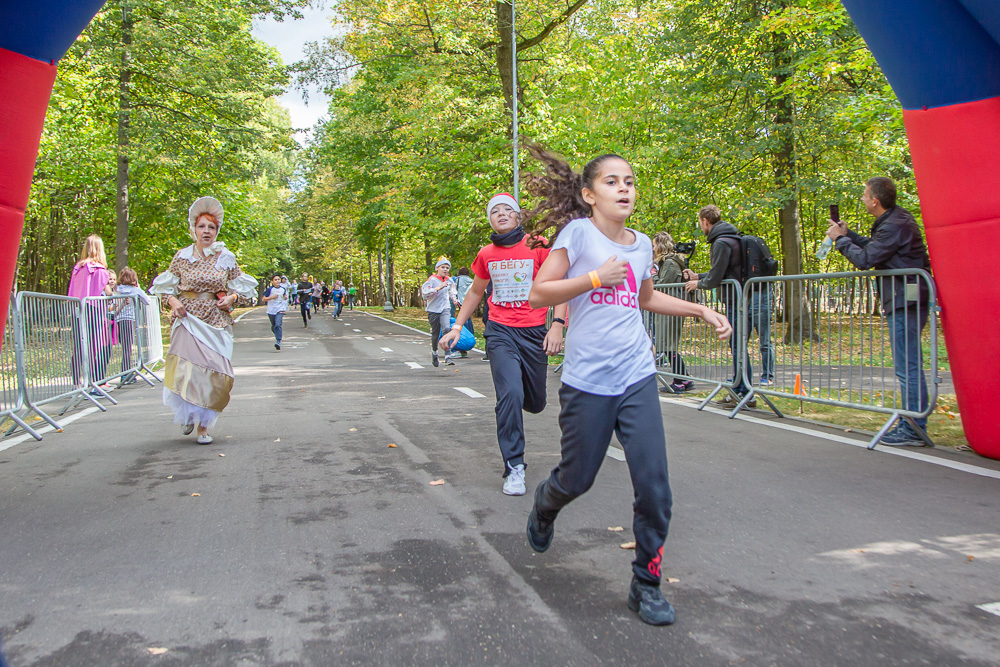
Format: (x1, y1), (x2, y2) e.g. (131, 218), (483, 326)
(1, 302), (43, 440)
(80, 294), (165, 401)
(1, 291), (166, 442)
(15, 292), (96, 430)
(740, 269), (938, 449)
(648, 279), (744, 408)
(139, 296), (164, 371)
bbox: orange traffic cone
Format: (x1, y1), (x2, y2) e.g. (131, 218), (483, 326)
(793, 373), (808, 396)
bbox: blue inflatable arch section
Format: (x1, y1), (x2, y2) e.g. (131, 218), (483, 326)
(1, 0), (998, 457)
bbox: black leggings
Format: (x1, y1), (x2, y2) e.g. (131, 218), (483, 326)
(533, 375), (672, 585)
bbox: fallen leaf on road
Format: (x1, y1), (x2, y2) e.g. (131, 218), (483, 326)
(349, 428), (357, 432)
(301, 389), (306, 392)
(274, 438), (280, 442)
(147, 647), (169, 655)
(620, 541), (636, 550)
(664, 577), (680, 584)
(844, 428), (853, 433)
(167, 475), (173, 479)
(218, 453), (225, 457)
(850, 549), (867, 553)
(608, 526), (624, 532)
(191, 493), (200, 497)
(388, 443), (397, 448)
(464, 414), (473, 416)
(429, 479), (445, 486)
(967, 555), (975, 561)
(377, 396), (385, 400)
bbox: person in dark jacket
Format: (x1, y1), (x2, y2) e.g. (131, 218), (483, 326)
(827, 177), (933, 447)
(683, 205), (759, 407)
(652, 231), (694, 393)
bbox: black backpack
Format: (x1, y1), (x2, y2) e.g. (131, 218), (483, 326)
(720, 234), (779, 283)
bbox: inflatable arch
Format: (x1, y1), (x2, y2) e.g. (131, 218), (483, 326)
(1, 1), (998, 458)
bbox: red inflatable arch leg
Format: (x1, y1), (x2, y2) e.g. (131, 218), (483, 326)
(904, 97), (1000, 459)
(0, 47), (58, 335)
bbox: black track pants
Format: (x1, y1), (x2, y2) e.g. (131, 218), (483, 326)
(484, 320), (548, 475)
(534, 374), (672, 584)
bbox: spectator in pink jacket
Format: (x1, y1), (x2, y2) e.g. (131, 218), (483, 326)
(67, 235), (113, 391)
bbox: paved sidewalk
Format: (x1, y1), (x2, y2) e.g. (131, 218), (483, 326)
(1, 307), (998, 666)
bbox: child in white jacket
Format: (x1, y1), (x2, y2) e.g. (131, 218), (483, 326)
(421, 257), (459, 367)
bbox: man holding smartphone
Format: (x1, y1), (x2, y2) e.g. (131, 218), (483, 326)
(826, 177), (933, 446)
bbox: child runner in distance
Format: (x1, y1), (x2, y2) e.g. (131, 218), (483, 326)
(262, 274), (288, 350)
(522, 147), (731, 626)
(439, 193), (567, 496)
(421, 257), (459, 367)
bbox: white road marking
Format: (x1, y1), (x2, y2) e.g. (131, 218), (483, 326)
(380, 347), (393, 353)
(660, 397), (1000, 481)
(606, 446), (626, 461)
(454, 387), (485, 398)
(405, 362), (424, 369)
(355, 311), (486, 355)
(976, 602), (1000, 617)
(365, 337), (375, 341)
(0, 407), (102, 453)
(233, 308), (259, 323)
(353, 329), (361, 332)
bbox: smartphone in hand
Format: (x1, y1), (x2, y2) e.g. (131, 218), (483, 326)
(830, 204), (840, 222)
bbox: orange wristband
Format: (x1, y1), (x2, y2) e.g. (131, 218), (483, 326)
(589, 270), (601, 289)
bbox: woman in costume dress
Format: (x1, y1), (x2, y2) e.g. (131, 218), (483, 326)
(151, 197), (257, 444)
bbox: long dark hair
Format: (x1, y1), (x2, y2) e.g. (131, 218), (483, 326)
(521, 144), (628, 248)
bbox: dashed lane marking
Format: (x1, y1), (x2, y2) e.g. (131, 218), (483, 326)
(454, 387), (485, 398)
(405, 362), (424, 369)
(660, 396), (1000, 481)
(976, 602), (1000, 618)
(353, 329), (361, 332)
(380, 347), (393, 353)
(365, 337), (375, 341)
(606, 446), (625, 461)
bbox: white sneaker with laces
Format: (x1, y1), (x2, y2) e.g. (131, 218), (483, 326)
(503, 464), (526, 496)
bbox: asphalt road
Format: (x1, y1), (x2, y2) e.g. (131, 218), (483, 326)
(1, 306), (998, 666)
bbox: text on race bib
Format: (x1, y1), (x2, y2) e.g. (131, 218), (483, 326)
(490, 258), (534, 305)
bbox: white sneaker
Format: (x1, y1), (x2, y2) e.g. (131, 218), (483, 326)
(503, 464), (526, 496)
(197, 434), (213, 445)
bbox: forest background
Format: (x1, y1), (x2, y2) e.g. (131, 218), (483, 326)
(17, 0), (915, 305)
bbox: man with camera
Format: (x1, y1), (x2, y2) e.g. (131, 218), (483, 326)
(683, 205), (766, 409)
(826, 177), (932, 446)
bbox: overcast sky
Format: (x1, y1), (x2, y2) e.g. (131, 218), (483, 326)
(252, 3), (337, 143)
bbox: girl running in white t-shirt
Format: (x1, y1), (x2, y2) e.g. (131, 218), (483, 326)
(523, 146), (732, 626)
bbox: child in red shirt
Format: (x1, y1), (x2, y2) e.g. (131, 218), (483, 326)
(440, 193), (567, 496)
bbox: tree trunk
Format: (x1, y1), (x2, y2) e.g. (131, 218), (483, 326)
(115, 1), (133, 273)
(494, 2), (516, 120)
(377, 248), (384, 303)
(771, 17), (817, 344)
(387, 240), (395, 304)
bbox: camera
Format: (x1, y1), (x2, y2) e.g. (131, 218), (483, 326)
(674, 241), (696, 255)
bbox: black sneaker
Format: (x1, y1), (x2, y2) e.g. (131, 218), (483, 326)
(432, 353), (439, 368)
(627, 576), (676, 626)
(526, 483), (554, 552)
(275, 343), (280, 350)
